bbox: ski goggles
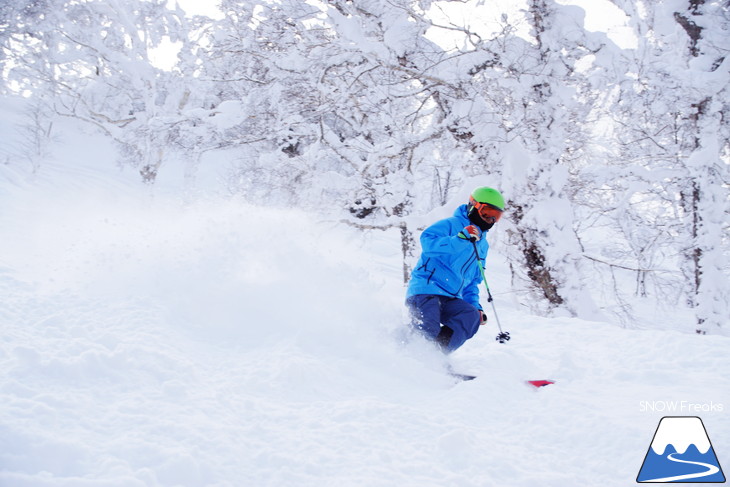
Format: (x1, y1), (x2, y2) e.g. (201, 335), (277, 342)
(469, 196), (503, 223)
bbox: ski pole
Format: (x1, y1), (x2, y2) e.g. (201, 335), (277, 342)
(471, 239), (510, 344)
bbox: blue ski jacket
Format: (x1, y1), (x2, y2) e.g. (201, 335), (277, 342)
(406, 204), (488, 310)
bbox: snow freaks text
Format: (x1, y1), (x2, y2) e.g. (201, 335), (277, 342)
(639, 401), (724, 413)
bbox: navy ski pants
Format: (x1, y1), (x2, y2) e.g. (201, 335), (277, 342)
(406, 294), (481, 353)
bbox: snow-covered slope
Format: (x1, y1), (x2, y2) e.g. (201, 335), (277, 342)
(1, 120), (728, 487)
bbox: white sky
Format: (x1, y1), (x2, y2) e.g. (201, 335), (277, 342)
(172, 0), (223, 19)
(150, 0), (636, 70)
(557, 0), (637, 49)
(425, 0), (636, 50)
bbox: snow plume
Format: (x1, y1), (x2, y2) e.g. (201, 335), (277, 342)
(0, 169), (442, 485)
(0, 176), (398, 357)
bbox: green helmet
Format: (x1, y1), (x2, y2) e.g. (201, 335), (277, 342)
(470, 187), (505, 211)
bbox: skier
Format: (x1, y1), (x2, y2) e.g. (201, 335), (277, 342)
(406, 187), (505, 353)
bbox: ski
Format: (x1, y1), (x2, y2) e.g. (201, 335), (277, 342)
(450, 372), (477, 381)
(450, 376), (555, 385)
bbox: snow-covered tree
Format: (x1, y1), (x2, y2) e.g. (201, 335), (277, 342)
(202, 0), (466, 280)
(421, 0), (606, 317)
(3, 0), (726, 330)
(1, 0), (196, 181)
(206, 0), (455, 216)
(605, 0), (729, 334)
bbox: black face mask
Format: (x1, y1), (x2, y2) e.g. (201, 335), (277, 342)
(468, 206), (494, 231)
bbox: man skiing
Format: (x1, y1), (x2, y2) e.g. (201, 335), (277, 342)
(406, 187), (505, 353)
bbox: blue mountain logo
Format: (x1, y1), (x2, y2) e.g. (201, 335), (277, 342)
(637, 416), (725, 483)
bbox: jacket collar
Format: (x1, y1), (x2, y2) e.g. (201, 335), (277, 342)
(453, 204), (470, 222)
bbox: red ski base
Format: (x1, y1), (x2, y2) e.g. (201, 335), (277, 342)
(526, 380), (555, 388)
